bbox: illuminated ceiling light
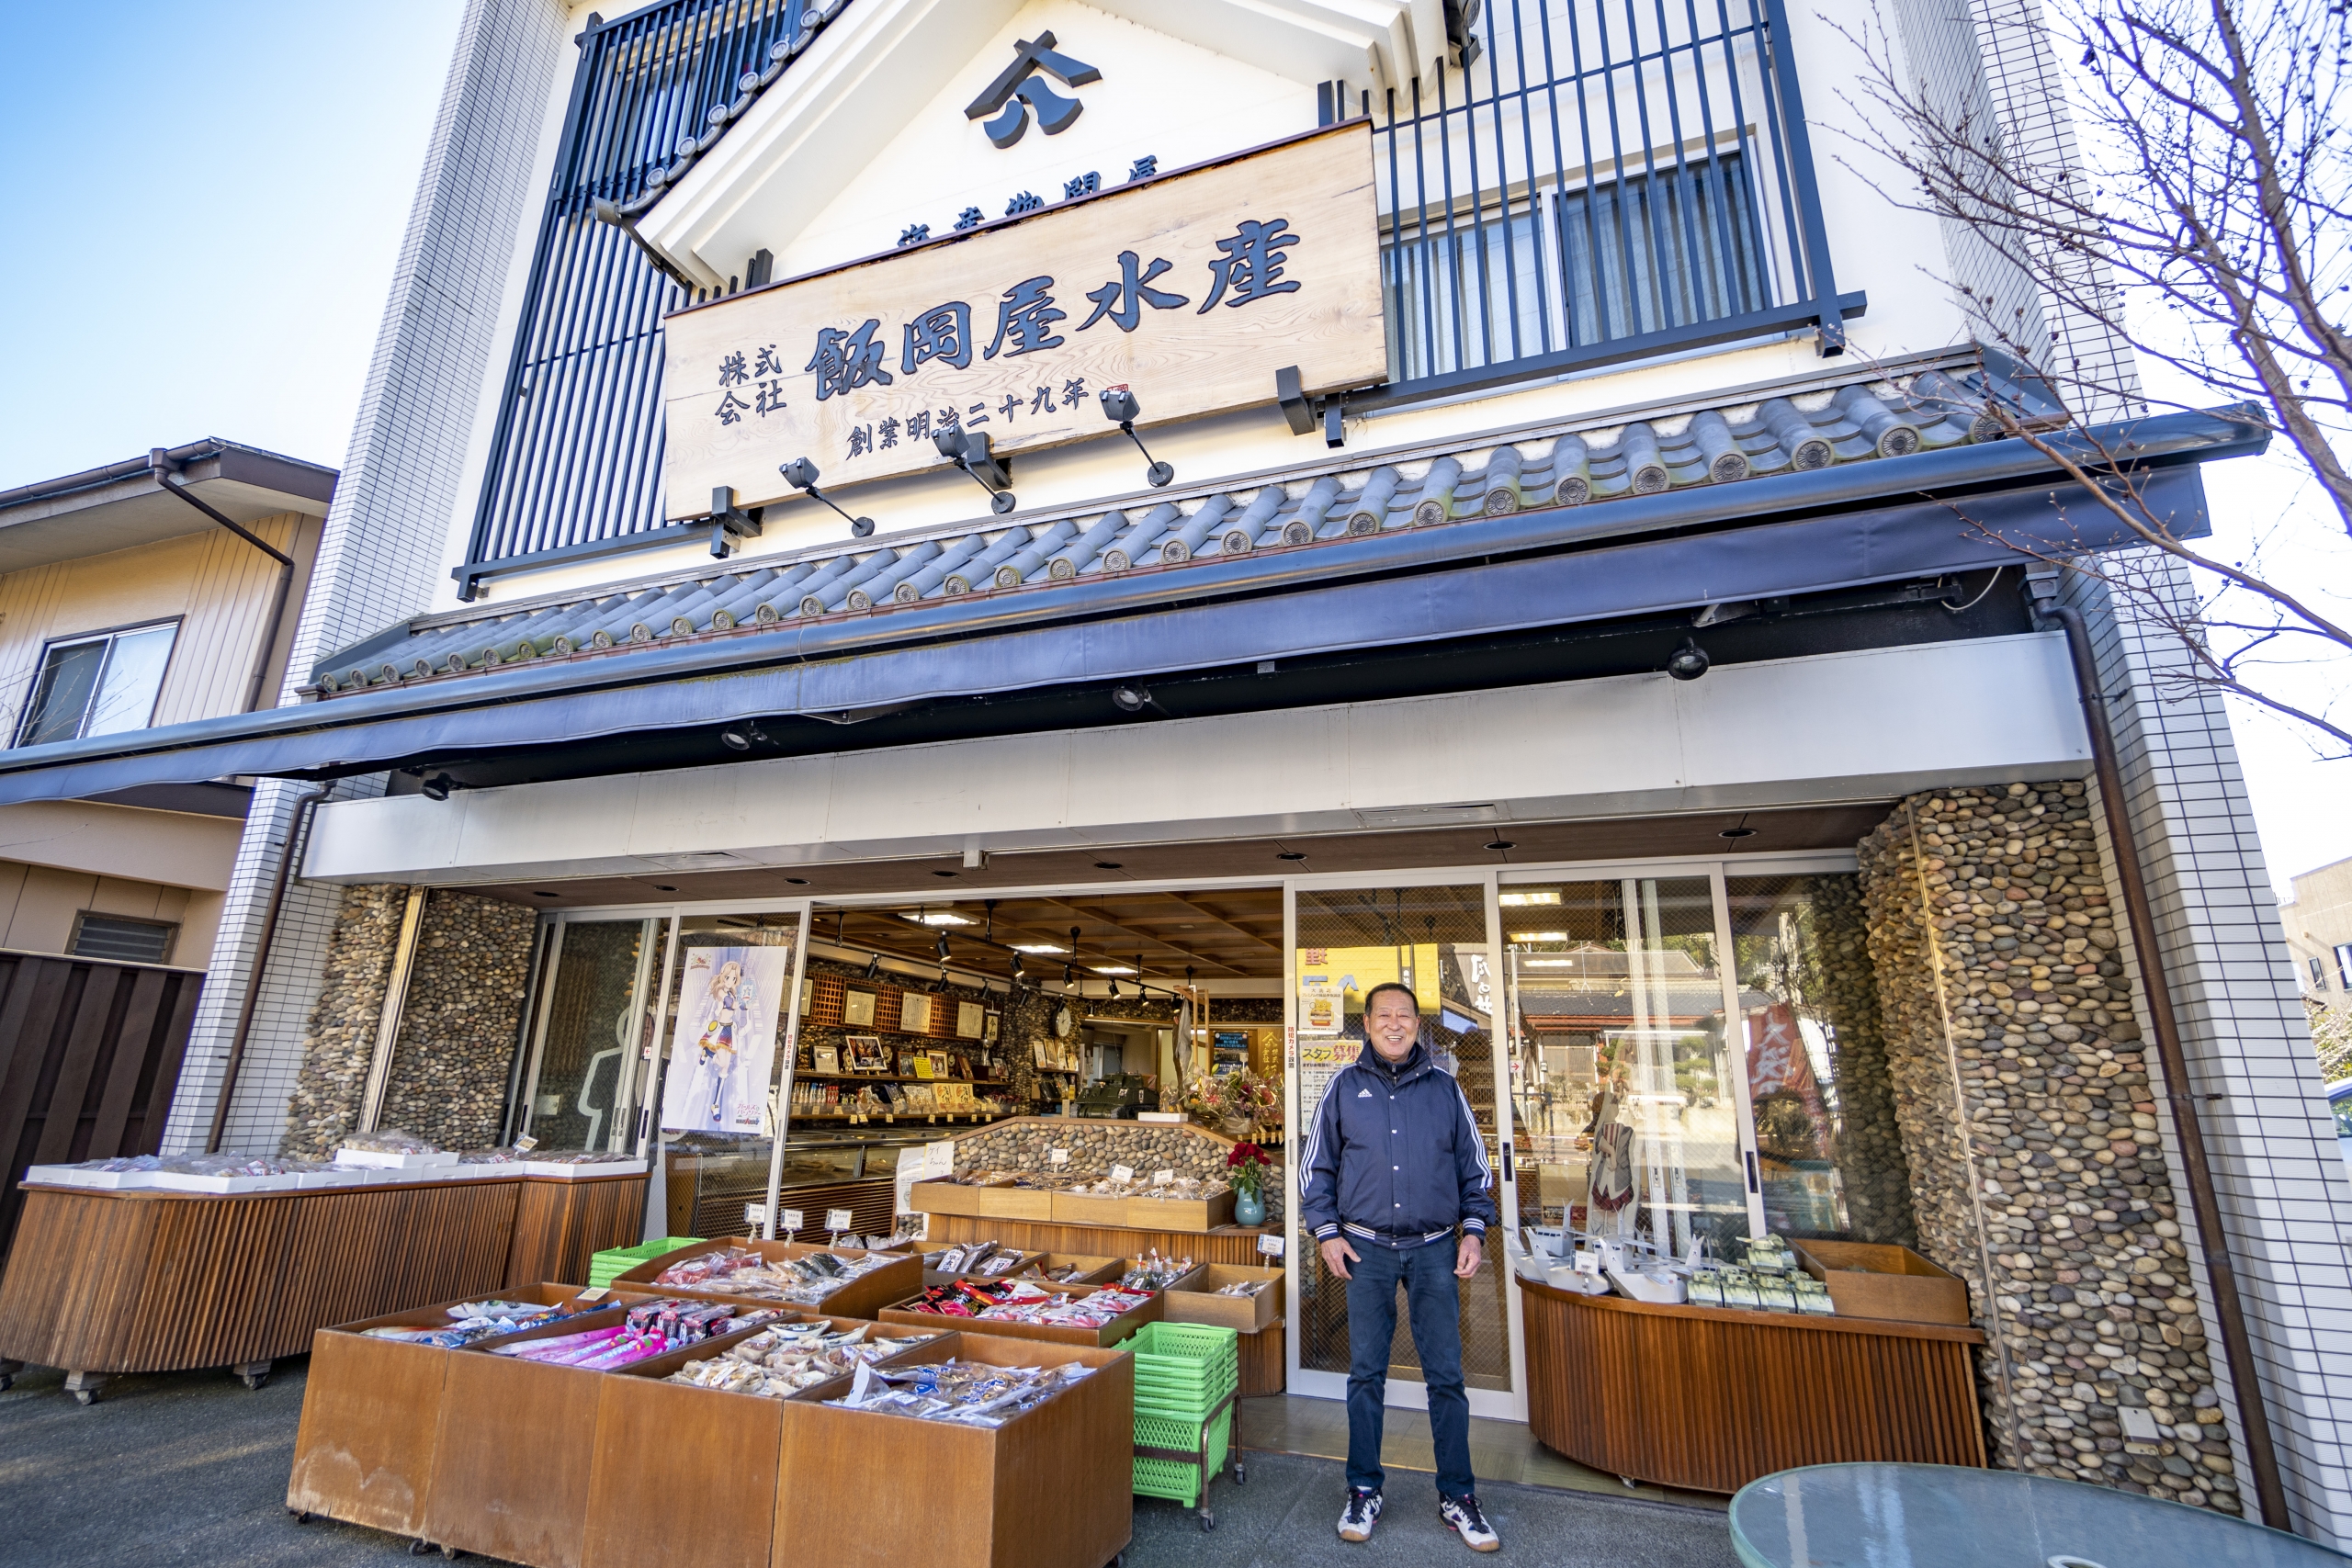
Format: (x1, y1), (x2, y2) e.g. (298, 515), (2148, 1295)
(1510, 931), (1568, 943)
(1499, 891), (1560, 907)
(902, 911), (975, 927)
(1092, 965), (1135, 975)
(1010, 942), (1065, 953)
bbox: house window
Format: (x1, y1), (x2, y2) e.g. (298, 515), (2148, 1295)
(2337, 944), (2352, 991)
(69, 912), (178, 965)
(2314, 955), (2332, 991)
(15, 623), (177, 748)
(1555, 150), (1770, 347)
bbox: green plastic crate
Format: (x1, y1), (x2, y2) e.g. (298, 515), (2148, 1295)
(1129, 1321), (1238, 1420)
(1133, 1406), (1232, 1507)
(587, 1236), (702, 1289)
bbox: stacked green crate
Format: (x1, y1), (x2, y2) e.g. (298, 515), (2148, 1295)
(1129, 1321), (1240, 1512)
(586, 1236), (702, 1289)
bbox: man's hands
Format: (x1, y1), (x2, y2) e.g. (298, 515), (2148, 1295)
(1319, 1235), (1361, 1280)
(1455, 1234), (1483, 1279)
(1321, 1234), (1481, 1279)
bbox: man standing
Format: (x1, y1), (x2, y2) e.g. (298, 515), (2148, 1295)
(1300, 981), (1501, 1551)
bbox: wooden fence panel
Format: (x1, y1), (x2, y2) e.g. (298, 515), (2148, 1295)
(0, 951), (204, 1263)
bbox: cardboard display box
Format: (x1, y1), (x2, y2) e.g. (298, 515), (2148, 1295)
(287, 1283), (618, 1539)
(612, 1237), (922, 1322)
(907, 1177), (1055, 1224)
(1115, 1190), (1238, 1233)
(1164, 1264), (1284, 1334)
(1795, 1240), (1972, 1325)
(775, 1331), (1134, 1568)
(879, 1281), (1166, 1348)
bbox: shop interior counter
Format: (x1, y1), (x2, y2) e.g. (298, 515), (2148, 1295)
(0, 1170), (645, 1399)
(1519, 1276), (1986, 1494)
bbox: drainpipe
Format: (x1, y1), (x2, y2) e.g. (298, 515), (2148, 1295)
(150, 449), (300, 715)
(205, 784), (332, 1154)
(2025, 568), (2290, 1529)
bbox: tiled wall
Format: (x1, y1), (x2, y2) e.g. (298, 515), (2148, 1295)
(162, 0), (571, 1156)
(2063, 558), (2352, 1543)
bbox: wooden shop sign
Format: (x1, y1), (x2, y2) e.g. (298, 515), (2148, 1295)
(660, 120), (1383, 518)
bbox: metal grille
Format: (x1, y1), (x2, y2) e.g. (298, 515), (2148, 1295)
(1365, 0), (1846, 406)
(464, 0), (804, 573)
(1294, 884), (1512, 1393)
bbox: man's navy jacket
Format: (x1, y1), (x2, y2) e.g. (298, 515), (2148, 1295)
(1298, 1041), (1499, 1248)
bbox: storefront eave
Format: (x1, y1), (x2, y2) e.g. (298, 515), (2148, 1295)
(0, 426), (2206, 808)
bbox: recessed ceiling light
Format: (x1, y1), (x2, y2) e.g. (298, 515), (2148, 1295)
(785, 877), (808, 886)
(653, 885), (678, 892)
(1510, 931), (1568, 943)
(1499, 891), (1560, 907)
(1719, 826), (1758, 840)
(1092, 965), (1136, 976)
(1094, 861), (1124, 870)
(1010, 943), (1066, 953)
(903, 912), (975, 927)
(933, 869), (959, 877)
(1276, 851), (1307, 861)
(533, 890), (557, 897)
(1484, 840), (1516, 852)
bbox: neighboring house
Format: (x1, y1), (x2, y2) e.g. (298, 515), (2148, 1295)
(0, 441), (334, 965)
(2280, 855), (2352, 1013)
(2, 0), (2350, 1544)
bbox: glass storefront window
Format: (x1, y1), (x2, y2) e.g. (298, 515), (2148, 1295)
(1725, 873), (1916, 1245)
(1293, 883), (1512, 1395)
(522, 917), (667, 1153)
(1502, 877), (1751, 1261)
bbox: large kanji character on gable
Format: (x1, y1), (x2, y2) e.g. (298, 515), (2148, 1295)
(805, 319), (894, 400)
(1199, 219), (1302, 311)
(901, 301), (973, 374)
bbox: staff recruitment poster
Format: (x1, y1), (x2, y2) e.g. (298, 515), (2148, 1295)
(661, 944), (794, 1134)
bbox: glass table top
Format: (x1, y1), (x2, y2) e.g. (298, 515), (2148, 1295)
(1730, 1465), (2346, 1568)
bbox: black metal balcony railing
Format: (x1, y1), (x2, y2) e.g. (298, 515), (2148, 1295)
(460, 0), (1852, 582)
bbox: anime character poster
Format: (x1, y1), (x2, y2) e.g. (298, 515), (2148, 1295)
(661, 945), (793, 1134)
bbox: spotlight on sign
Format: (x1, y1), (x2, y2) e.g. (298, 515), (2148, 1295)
(1099, 386), (1174, 488)
(932, 429), (1017, 514)
(779, 457), (876, 537)
(1667, 637), (1711, 681)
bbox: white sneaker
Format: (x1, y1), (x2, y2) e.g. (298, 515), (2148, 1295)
(1441, 1494), (1499, 1552)
(1338, 1488), (1383, 1542)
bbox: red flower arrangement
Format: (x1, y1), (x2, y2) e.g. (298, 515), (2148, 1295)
(1226, 1140), (1272, 1199)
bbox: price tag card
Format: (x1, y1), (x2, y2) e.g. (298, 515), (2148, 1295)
(1152, 1169), (1174, 1187)
(826, 1208), (855, 1232)
(1257, 1233), (1286, 1258)
(745, 1203), (768, 1229)
(1574, 1249), (1602, 1277)
(1111, 1164), (1136, 1183)
(577, 1285), (610, 1301)
(514, 1134), (540, 1152)
(780, 1209), (805, 1233)
(1048, 1148), (1069, 1166)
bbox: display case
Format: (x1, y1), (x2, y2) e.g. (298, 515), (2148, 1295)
(879, 1282), (1166, 1348)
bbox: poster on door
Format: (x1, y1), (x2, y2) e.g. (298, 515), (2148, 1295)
(662, 945), (795, 1134)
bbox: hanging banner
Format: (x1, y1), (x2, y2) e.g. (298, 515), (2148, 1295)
(660, 121), (1384, 517)
(662, 945), (795, 1134)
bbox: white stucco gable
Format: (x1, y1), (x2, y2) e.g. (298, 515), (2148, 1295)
(637, 0), (1431, 289)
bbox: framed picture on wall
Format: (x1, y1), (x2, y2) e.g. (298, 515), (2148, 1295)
(900, 992), (933, 1034)
(983, 1012), (1001, 1043)
(842, 989), (876, 1027)
(814, 1045), (840, 1075)
(845, 1035), (888, 1073)
(956, 1000), (985, 1039)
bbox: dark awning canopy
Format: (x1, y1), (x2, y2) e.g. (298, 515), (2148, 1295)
(0, 404), (2263, 807)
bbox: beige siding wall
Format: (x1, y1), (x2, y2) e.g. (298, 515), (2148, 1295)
(0, 511), (316, 741)
(0, 860), (222, 967)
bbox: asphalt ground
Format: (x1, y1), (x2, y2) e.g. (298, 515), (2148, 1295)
(0, 1358), (1742, 1568)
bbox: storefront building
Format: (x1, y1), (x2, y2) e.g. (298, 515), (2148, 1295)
(2, 0), (2348, 1544)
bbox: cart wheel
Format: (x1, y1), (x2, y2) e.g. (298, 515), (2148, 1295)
(1199, 1511), (1216, 1532)
(240, 1371), (269, 1391)
(0, 1374), (11, 1392)
(441, 1548), (461, 1561)
(1233, 1461), (1247, 1485)
(409, 1540), (430, 1556)
(287, 1509), (311, 1524)
(72, 1389), (95, 1407)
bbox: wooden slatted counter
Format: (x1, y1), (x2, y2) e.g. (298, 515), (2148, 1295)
(1519, 1277), (1986, 1494)
(0, 1173), (645, 1400)
(924, 1212), (1285, 1394)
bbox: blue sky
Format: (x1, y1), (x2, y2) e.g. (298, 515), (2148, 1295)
(0, 0), (2343, 897)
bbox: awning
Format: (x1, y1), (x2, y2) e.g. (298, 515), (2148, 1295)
(0, 404), (2261, 806)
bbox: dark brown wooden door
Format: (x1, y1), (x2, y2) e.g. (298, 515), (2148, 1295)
(0, 952), (202, 1261)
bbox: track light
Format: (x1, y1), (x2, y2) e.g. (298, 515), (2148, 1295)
(933, 429), (1016, 513)
(1667, 637), (1711, 681)
(1111, 684), (1150, 713)
(780, 457), (875, 537)
(864, 951), (882, 980)
(1010, 950), (1025, 977)
(420, 773), (455, 802)
(1099, 386), (1173, 488)
(719, 722), (769, 751)
(935, 929), (952, 961)
(1107, 976), (1121, 998)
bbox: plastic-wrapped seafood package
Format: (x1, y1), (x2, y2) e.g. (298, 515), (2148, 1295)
(825, 1358), (1093, 1427)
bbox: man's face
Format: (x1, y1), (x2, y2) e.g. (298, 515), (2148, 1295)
(1365, 990), (1419, 1061)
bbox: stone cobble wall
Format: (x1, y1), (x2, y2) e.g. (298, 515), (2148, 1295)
(278, 885), (408, 1159)
(953, 1115), (1283, 1224)
(1810, 875), (1918, 1247)
(1859, 782), (2232, 1513)
(279, 886), (536, 1158)
(375, 892), (537, 1149)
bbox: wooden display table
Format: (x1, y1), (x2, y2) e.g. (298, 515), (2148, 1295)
(1519, 1277), (1986, 1494)
(0, 1173), (645, 1399)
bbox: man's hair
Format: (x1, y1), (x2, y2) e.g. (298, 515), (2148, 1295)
(1361, 981), (1419, 1016)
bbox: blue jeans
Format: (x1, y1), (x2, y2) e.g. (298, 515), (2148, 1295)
(1343, 1235), (1475, 1498)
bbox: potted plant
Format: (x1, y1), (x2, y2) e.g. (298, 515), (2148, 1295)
(1227, 1140), (1272, 1226)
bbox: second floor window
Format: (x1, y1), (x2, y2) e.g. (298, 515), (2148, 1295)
(16, 623), (178, 748)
